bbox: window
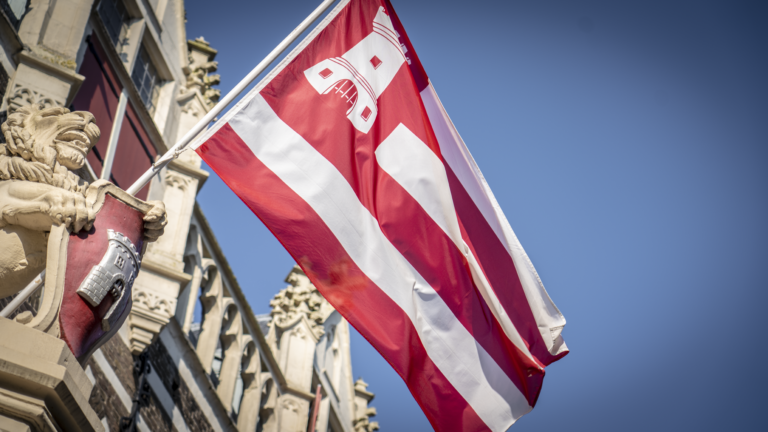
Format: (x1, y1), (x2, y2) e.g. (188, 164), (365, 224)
(98, 0), (130, 48)
(131, 46), (161, 115)
(0, 0), (28, 29)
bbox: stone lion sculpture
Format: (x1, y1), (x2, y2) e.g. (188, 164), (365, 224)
(0, 104), (166, 299)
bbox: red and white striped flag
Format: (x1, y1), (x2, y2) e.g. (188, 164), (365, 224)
(194, 1), (568, 430)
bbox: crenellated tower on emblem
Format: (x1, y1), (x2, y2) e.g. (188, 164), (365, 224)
(76, 229), (141, 331)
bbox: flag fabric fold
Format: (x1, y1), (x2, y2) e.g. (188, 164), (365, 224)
(194, 1), (567, 430)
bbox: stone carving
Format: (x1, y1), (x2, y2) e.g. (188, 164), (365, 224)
(0, 104), (167, 299)
(290, 325), (307, 340)
(269, 266), (327, 336)
(8, 85), (64, 113)
(164, 169), (193, 191)
(128, 284), (179, 354)
(282, 398), (299, 413)
(0, 104), (95, 194)
(184, 37), (221, 108)
(133, 288), (176, 316)
(275, 394), (307, 431)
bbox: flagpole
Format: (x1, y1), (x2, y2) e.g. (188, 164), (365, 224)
(0, 0), (337, 319)
(127, 0), (336, 195)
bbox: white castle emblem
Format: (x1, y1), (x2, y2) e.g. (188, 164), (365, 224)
(76, 229), (141, 330)
(304, 6), (406, 134)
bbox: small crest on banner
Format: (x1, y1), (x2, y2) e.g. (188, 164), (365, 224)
(32, 180), (154, 364)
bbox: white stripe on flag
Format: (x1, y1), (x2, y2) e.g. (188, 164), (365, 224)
(375, 124), (463, 244)
(375, 123), (541, 368)
(420, 83), (568, 354)
(229, 94), (531, 431)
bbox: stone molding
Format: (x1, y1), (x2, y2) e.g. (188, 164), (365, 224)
(195, 260), (226, 373)
(27, 44), (78, 70)
(181, 100), (202, 117)
(0, 318), (103, 432)
(192, 204), (290, 391)
(140, 259), (194, 284)
(274, 394), (309, 432)
(11, 51), (86, 108)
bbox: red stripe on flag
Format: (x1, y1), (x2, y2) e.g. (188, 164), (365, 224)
(445, 164), (569, 367)
(262, 50), (548, 398)
(197, 123), (489, 432)
(261, 67), (436, 214)
(384, 0), (567, 367)
(264, 68), (544, 402)
(375, 169), (544, 404)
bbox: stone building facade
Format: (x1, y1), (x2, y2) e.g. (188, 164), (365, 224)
(0, 1), (379, 431)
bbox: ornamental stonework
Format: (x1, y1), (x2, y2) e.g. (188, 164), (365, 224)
(269, 265), (327, 335)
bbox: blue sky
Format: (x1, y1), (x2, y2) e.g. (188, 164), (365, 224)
(185, 1), (768, 430)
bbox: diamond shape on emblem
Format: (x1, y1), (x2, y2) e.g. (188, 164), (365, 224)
(361, 106), (372, 121)
(370, 56), (382, 70)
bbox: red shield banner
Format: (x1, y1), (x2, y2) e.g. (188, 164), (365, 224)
(55, 181), (152, 362)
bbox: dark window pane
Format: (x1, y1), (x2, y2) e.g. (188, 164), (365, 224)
(98, 0), (129, 47)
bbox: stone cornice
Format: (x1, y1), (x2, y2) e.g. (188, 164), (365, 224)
(283, 385), (316, 402)
(140, 259), (193, 284)
(14, 51), (85, 105)
(187, 39), (217, 58)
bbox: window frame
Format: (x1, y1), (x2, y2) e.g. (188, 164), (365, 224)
(131, 44), (162, 115)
